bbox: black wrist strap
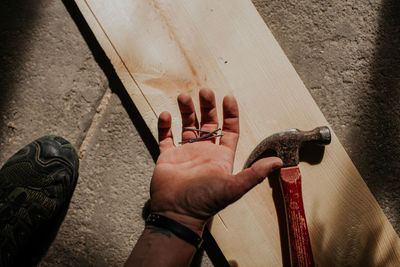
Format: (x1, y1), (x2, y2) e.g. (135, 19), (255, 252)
(145, 213), (203, 249)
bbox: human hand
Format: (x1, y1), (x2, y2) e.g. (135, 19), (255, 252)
(150, 89), (282, 234)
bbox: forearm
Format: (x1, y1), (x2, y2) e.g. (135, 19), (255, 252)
(125, 225), (197, 267)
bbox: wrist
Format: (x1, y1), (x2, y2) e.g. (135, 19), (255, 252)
(151, 211), (206, 236)
(126, 224), (197, 266)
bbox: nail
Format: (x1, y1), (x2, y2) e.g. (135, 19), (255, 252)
(179, 133), (223, 144)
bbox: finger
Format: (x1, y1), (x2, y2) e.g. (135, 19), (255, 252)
(199, 89), (218, 139)
(178, 93), (199, 142)
(220, 95), (239, 150)
(228, 157), (282, 201)
(158, 111), (174, 153)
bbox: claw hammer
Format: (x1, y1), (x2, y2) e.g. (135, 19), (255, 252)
(245, 127), (331, 267)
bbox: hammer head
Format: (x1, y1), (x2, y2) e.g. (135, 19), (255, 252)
(245, 126), (331, 168)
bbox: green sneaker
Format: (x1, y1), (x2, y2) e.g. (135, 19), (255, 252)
(0, 136), (79, 266)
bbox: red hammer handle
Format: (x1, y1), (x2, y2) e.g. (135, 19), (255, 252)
(280, 166), (315, 267)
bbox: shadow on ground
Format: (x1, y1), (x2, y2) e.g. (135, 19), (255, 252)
(0, 1), (40, 144)
(360, 0), (400, 230)
(310, 3), (400, 263)
(310, 0), (400, 252)
(0, 1), (59, 264)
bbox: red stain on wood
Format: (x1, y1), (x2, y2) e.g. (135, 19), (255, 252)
(143, 76), (195, 93)
(150, 0), (201, 87)
(280, 166), (315, 267)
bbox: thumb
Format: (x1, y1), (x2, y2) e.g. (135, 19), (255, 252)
(231, 157), (283, 199)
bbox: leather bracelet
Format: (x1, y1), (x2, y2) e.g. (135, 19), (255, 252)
(145, 213), (203, 249)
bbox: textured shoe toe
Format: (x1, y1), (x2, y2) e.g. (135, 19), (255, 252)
(0, 135), (79, 266)
(36, 136), (78, 167)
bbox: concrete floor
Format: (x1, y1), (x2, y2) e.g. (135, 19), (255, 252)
(0, 0), (398, 266)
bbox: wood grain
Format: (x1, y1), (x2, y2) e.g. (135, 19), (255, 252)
(74, 0), (400, 265)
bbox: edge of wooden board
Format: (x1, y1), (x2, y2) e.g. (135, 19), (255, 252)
(74, 0), (159, 136)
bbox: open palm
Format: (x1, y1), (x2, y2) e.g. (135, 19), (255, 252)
(150, 89), (282, 233)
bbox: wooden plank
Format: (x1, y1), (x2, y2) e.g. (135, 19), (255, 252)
(74, 0), (400, 265)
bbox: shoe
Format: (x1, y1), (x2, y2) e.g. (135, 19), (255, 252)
(0, 135), (79, 266)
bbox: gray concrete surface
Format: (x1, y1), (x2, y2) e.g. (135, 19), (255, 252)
(40, 93), (155, 266)
(0, 0), (107, 157)
(0, 0), (398, 266)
